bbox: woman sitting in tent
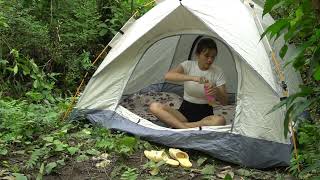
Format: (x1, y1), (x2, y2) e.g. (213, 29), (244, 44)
(149, 38), (228, 129)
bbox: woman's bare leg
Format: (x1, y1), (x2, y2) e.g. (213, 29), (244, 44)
(150, 102), (226, 129)
(186, 115), (226, 128)
(149, 102), (189, 128)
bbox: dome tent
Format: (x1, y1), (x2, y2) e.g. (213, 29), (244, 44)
(73, 0), (302, 168)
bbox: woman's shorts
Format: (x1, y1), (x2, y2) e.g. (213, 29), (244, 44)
(178, 100), (213, 122)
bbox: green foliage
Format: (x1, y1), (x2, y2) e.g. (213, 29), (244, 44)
(120, 167), (139, 180)
(200, 164), (216, 180)
(0, 0), (153, 96)
(264, 0), (320, 177)
(0, 0), (152, 178)
(0, 0), (8, 28)
(0, 99), (62, 143)
(95, 133), (139, 156)
(0, 96), (144, 178)
(143, 160), (166, 176)
(12, 173), (28, 180)
(0, 49), (58, 101)
(224, 174), (233, 180)
(267, 86), (319, 136)
(26, 149), (43, 169)
(98, 0), (153, 36)
(196, 157), (208, 167)
(293, 121), (320, 179)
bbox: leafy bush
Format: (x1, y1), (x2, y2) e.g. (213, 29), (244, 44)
(0, 0), (153, 97)
(290, 121), (320, 179)
(0, 96), (143, 178)
(0, 49), (58, 101)
(263, 0), (320, 178)
(0, 0), (153, 178)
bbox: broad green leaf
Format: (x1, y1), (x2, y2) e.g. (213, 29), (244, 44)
(45, 162), (57, 174)
(313, 66), (320, 80)
(20, 64), (30, 75)
(53, 140), (62, 144)
(26, 91), (44, 101)
(197, 157), (207, 167)
(10, 49), (19, 58)
(263, 0), (281, 16)
(236, 168), (251, 177)
(201, 164), (215, 175)
(67, 147), (79, 155)
(279, 44), (288, 59)
(292, 55), (306, 69)
(97, 23), (108, 28)
(266, 98), (287, 115)
(299, 85), (313, 96)
(0, 148), (8, 155)
(12, 173), (28, 180)
(53, 140), (68, 151)
(99, 29), (108, 36)
(310, 47), (320, 76)
(0, 59), (8, 64)
(76, 154), (89, 162)
(119, 136), (137, 147)
(224, 174), (233, 180)
(33, 80), (39, 88)
(36, 163), (44, 180)
(82, 129), (91, 135)
(290, 6), (304, 27)
(56, 159), (65, 166)
(55, 144), (65, 151)
(86, 149), (100, 156)
(42, 136), (54, 142)
(261, 19), (289, 40)
(13, 64), (18, 75)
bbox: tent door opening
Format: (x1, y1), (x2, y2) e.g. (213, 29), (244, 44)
(119, 34), (238, 127)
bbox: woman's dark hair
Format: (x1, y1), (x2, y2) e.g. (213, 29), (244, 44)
(195, 38), (218, 55)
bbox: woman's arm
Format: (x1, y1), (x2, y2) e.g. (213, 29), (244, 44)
(165, 65), (200, 82)
(216, 84), (228, 106)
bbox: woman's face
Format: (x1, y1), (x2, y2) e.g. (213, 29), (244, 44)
(197, 48), (217, 70)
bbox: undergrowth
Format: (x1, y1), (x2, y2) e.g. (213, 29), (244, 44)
(0, 97), (147, 179)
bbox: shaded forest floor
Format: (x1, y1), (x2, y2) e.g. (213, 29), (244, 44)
(45, 150), (294, 180)
(1, 146), (295, 180)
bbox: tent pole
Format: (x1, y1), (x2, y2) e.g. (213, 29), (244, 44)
(62, 45), (110, 121)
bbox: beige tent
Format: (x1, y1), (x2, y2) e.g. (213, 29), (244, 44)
(74, 0), (302, 168)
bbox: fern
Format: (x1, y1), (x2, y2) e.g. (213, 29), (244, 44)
(95, 139), (115, 151)
(120, 167), (138, 180)
(26, 149), (43, 169)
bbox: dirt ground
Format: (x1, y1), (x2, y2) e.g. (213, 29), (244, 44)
(42, 150), (296, 180)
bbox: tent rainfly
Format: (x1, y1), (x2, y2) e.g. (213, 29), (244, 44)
(73, 0), (302, 168)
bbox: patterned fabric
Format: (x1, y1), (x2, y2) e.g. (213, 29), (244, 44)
(120, 92), (235, 124)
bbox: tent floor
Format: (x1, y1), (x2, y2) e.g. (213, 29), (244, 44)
(119, 91), (235, 127)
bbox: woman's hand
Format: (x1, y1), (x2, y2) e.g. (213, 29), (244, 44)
(204, 83), (217, 96)
(192, 76), (202, 83)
